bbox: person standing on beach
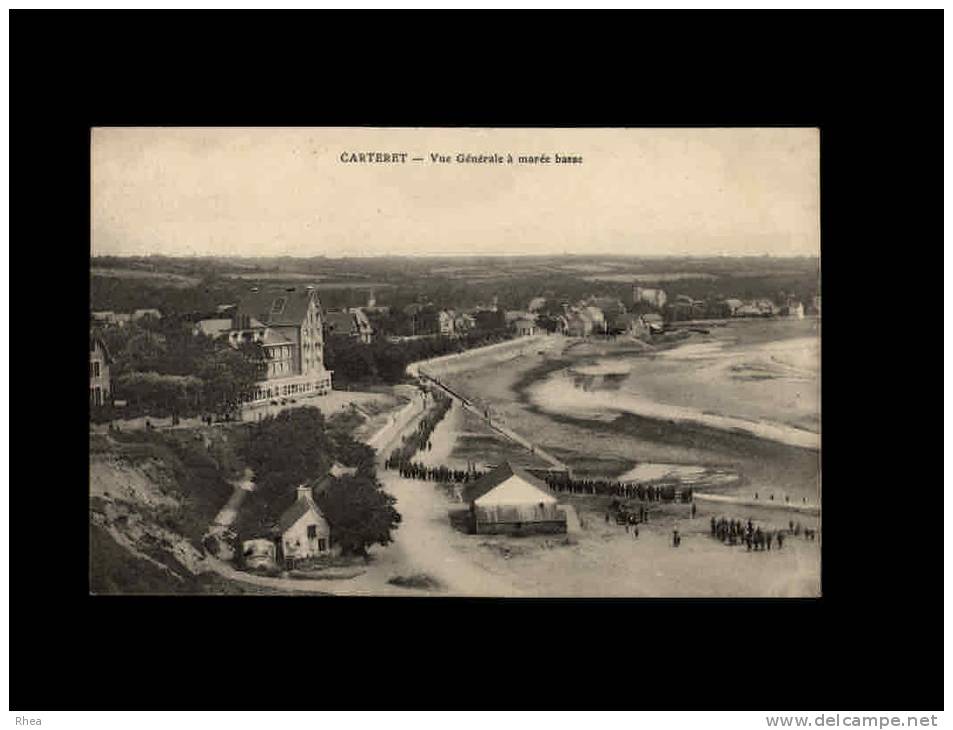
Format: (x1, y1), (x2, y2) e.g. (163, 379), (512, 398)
(776, 532), (784, 550)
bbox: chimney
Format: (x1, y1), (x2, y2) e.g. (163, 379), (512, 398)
(296, 485), (312, 503)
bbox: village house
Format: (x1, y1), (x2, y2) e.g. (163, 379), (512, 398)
(565, 308), (599, 337)
(628, 313), (664, 337)
(275, 486), (334, 569)
(783, 300), (805, 319)
(228, 286), (333, 403)
(325, 309), (373, 344)
(454, 312), (477, 333)
(437, 309), (456, 336)
(512, 317), (539, 337)
(193, 318), (233, 338)
(609, 312), (634, 334)
(722, 298), (744, 316)
(586, 296), (627, 321)
(89, 332), (112, 407)
(504, 310), (534, 326)
(404, 303), (440, 336)
(461, 462), (567, 535)
(633, 285), (668, 310)
(92, 311), (132, 327)
(527, 296), (547, 313)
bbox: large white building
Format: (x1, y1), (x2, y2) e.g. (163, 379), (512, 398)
(633, 286), (668, 310)
(229, 287), (333, 403)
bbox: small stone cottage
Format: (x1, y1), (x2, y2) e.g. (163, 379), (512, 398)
(275, 486), (334, 569)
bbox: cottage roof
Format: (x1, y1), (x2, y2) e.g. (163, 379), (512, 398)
(195, 318), (233, 337)
(642, 313), (664, 323)
(235, 288), (317, 327)
(325, 311), (357, 334)
(461, 462), (558, 504)
(275, 495), (321, 535)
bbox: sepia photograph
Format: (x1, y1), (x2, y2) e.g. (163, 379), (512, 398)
(89, 126), (821, 597)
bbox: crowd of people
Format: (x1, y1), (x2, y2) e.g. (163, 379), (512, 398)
(384, 458), (487, 484)
(545, 476), (693, 503)
(710, 516), (817, 550)
(711, 517), (783, 550)
(386, 390), (452, 465)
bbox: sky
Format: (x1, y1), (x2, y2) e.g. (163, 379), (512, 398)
(91, 127), (820, 259)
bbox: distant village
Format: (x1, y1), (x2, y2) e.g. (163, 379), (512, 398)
(90, 283), (820, 411)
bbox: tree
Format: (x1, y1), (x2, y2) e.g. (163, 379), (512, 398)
(196, 341), (263, 415)
(316, 476), (401, 557)
(242, 407), (334, 494)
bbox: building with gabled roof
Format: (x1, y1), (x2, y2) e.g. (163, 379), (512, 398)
(275, 486), (334, 569)
(193, 318), (233, 338)
(461, 462), (567, 535)
(89, 331), (112, 407)
(227, 286), (332, 403)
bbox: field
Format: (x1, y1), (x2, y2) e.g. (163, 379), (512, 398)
(582, 272), (719, 282)
(90, 267), (202, 287)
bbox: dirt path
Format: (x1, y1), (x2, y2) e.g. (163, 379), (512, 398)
(211, 469), (255, 528)
(413, 399), (465, 468)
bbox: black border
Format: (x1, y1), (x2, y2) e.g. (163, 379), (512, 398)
(9, 9), (943, 711)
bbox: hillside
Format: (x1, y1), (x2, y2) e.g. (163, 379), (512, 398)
(89, 429), (249, 594)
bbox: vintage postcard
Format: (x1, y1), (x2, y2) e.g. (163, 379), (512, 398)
(89, 127), (820, 596)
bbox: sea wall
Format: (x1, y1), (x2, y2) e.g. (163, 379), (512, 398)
(406, 334), (565, 379)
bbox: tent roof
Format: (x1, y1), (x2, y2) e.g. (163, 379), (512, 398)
(461, 461), (558, 504)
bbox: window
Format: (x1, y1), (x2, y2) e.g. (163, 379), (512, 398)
(307, 525), (317, 539)
(318, 538), (327, 552)
(93, 362), (100, 378)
